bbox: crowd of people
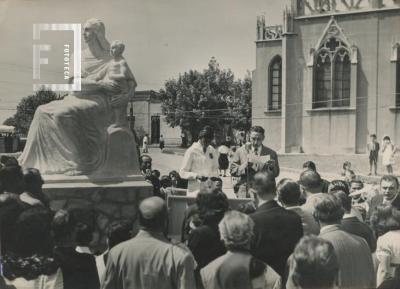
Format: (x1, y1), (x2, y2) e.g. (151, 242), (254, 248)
(1, 125), (400, 289)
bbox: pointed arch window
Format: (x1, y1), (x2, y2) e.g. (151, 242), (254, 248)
(268, 56), (282, 111)
(313, 37), (351, 108)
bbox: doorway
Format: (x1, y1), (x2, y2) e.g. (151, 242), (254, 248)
(151, 115), (160, 144)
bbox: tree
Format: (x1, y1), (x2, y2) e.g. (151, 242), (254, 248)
(3, 117), (17, 127)
(228, 72), (252, 133)
(3, 88), (63, 135)
(160, 57), (252, 143)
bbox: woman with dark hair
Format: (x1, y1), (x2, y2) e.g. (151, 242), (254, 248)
(328, 179), (350, 195)
(0, 191), (24, 256)
(20, 168), (49, 208)
(371, 205), (400, 286)
(0, 164), (24, 195)
(2, 206), (62, 289)
(52, 209), (100, 289)
(187, 191), (229, 270)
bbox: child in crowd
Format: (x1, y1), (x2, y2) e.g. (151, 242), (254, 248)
(381, 136), (397, 175)
(367, 134), (380, 175)
(341, 161), (352, 177)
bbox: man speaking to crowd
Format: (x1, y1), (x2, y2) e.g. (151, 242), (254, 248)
(231, 126), (279, 197)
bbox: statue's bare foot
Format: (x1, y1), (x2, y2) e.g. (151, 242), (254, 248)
(65, 170), (84, 176)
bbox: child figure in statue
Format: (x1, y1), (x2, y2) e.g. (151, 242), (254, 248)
(95, 40), (135, 127)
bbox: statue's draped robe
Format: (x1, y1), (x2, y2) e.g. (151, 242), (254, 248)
(19, 49), (113, 175)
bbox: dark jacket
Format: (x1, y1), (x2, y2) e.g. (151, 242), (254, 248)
(54, 246), (99, 289)
(250, 200), (303, 277)
(187, 224), (226, 270)
(341, 216), (377, 252)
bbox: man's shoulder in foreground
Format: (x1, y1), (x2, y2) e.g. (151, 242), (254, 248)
(250, 201), (302, 223)
(109, 231), (192, 259)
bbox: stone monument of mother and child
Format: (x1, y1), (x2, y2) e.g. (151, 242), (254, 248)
(18, 19), (152, 249)
(19, 18), (140, 178)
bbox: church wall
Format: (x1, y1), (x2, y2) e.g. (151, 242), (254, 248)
(375, 10), (400, 147)
(252, 41), (282, 151)
(291, 9), (400, 153)
(283, 33), (304, 153)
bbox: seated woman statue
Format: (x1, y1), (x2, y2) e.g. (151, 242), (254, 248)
(19, 19), (139, 176)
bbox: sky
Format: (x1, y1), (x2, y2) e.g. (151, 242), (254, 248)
(0, 0), (290, 123)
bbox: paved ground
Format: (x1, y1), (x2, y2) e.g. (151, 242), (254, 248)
(157, 146), (400, 183)
(148, 148), (306, 199)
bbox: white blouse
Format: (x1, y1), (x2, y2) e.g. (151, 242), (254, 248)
(376, 230), (400, 264)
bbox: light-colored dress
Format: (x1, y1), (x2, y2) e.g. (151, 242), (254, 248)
(376, 230), (400, 279)
(179, 141), (219, 196)
(18, 48), (112, 175)
(4, 268), (63, 289)
(382, 143), (396, 166)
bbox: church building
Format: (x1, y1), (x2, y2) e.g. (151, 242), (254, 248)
(252, 0), (400, 154)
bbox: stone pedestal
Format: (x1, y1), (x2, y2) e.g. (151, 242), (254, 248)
(42, 175), (152, 252)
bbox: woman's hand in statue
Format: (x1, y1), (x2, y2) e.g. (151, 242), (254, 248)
(100, 80), (121, 93)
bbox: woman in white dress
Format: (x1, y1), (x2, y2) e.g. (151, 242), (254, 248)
(371, 205), (400, 286)
(381, 136), (397, 175)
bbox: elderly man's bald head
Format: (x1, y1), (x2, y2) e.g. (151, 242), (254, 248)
(138, 197), (167, 231)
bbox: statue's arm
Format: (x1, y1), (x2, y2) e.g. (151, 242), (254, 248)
(80, 78), (120, 94)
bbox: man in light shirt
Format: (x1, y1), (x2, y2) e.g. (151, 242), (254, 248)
(179, 126), (219, 196)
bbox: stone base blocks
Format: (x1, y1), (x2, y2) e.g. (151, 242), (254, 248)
(43, 176), (153, 252)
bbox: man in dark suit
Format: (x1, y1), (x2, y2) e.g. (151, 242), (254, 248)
(231, 126), (279, 197)
(249, 172), (303, 277)
(368, 175), (400, 222)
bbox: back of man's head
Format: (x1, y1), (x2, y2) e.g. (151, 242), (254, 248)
(288, 236), (339, 289)
(332, 190), (351, 214)
(302, 161), (316, 172)
(138, 197), (167, 232)
(252, 172), (276, 199)
(299, 169), (322, 194)
(314, 195), (344, 225)
(277, 179), (301, 207)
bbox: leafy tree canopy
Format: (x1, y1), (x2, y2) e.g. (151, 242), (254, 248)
(3, 88), (62, 135)
(160, 57), (251, 142)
